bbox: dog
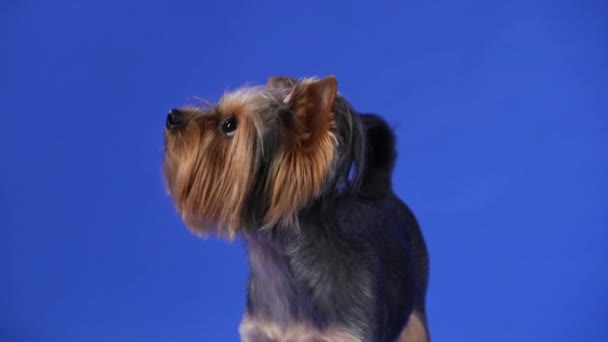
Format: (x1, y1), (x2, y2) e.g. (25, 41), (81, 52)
(162, 75), (430, 341)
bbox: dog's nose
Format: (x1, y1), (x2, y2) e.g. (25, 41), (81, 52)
(166, 109), (185, 129)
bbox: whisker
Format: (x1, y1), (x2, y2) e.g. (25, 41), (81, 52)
(190, 96), (215, 108)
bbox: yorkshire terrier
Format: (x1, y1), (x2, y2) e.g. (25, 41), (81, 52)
(163, 75), (430, 341)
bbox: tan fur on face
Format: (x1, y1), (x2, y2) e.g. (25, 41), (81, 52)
(263, 77), (339, 229)
(164, 77), (341, 235)
(163, 89), (266, 239)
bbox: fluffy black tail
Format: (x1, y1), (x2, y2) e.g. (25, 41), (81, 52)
(359, 113), (397, 197)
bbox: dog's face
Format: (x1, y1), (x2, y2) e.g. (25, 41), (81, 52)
(163, 76), (344, 238)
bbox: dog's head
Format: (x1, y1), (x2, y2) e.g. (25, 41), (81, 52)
(163, 76), (365, 239)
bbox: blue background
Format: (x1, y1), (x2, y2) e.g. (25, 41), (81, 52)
(2, 0), (607, 341)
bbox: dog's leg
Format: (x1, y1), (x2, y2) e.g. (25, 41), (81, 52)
(397, 311), (429, 342)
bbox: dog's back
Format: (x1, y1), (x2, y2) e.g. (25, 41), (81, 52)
(358, 113), (430, 341)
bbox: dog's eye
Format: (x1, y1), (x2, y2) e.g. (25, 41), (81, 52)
(220, 116), (238, 137)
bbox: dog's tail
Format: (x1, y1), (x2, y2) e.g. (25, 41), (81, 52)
(359, 113), (397, 196)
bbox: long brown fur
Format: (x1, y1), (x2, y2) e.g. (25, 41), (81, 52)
(164, 78), (341, 236)
(163, 90), (266, 239)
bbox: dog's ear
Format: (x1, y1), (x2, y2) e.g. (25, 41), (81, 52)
(267, 76), (297, 89)
(287, 76), (337, 148)
(263, 76), (338, 229)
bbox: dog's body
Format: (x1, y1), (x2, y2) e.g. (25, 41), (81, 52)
(240, 115), (429, 341)
(163, 76), (429, 341)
